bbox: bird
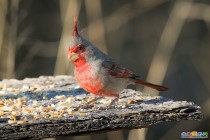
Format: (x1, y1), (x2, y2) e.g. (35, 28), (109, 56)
(68, 17), (168, 104)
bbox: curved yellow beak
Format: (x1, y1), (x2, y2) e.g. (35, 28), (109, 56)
(68, 52), (79, 62)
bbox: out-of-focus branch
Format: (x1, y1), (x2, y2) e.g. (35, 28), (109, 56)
(107, 131), (125, 140)
(0, 0), (8, 79)
(143, 1), (193, 95)
(0, 0), (19, 79)
(54, 0), (82, 75)
(0, 0), (7, 56)
(190, 3), (210, 95)
(16, 26), (34, 51)
(8, 0), (19, 78)
(145, 1), (210, 140)
(15, 44), (41, 78)
(83, 0), (167, 42)
(84, 0), (107, 53)
(137, 1), (194, 140)
(188, 3), (210, 23)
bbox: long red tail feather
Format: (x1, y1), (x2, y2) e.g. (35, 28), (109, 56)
(134, 80), (168, 91)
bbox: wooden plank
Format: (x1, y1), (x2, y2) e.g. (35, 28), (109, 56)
(0, 76), (203, 139)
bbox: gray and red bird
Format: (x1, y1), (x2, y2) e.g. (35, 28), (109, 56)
(68, 17), (168, 103)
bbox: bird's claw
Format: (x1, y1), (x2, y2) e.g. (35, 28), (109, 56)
(87, 96), (103, 104)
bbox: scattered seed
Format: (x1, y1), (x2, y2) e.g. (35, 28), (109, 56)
(0, 111), (5, 116)
(8, 120), (17, 125)
(55, 95), (65, 99)
(127, 99), (136, 104)
(17, 120), (25, 124)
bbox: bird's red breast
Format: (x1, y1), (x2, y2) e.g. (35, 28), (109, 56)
(75, 63), (119, 97)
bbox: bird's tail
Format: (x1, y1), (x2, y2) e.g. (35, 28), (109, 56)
(134, 80), (168, 91)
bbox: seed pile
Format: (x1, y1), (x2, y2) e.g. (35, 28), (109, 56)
(0, 76), (203, 140)
(0, 76), (147, 125)
(0, 75), (193, 126)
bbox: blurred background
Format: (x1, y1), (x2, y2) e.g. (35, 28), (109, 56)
(0, 0), (210, 140)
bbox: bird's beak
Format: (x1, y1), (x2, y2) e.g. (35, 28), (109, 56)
(68, 52), (79, 62)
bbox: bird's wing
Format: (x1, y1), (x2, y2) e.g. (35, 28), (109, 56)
(102, 60), (168, 91)
(102, 60), (140, 79)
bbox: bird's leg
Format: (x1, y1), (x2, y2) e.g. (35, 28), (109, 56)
(74, 96), (103, 110)
(87, 96), (103, 104)
(110, 98), (119, 106)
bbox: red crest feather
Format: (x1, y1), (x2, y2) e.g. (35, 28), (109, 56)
(72, 17), (79, 36)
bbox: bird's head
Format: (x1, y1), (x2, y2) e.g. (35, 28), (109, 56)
(68, 17), (107, 68)
(68, 17), (87, 67)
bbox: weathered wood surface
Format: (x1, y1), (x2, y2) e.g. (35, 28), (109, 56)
(0, 76), (202, 140)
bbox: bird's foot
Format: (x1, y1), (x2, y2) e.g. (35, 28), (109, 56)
(87, 96), (103, 104)
(109, 98), (119, 106)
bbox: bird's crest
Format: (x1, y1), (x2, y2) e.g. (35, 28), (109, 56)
(69, 17), (82, 47)
(72, 17), (79, 37)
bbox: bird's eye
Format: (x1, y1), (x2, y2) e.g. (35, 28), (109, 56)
(78, 46), (82, 50)
(77, 45), (84, 51)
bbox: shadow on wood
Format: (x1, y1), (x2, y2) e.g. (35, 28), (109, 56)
(0, 76), (203, 139)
